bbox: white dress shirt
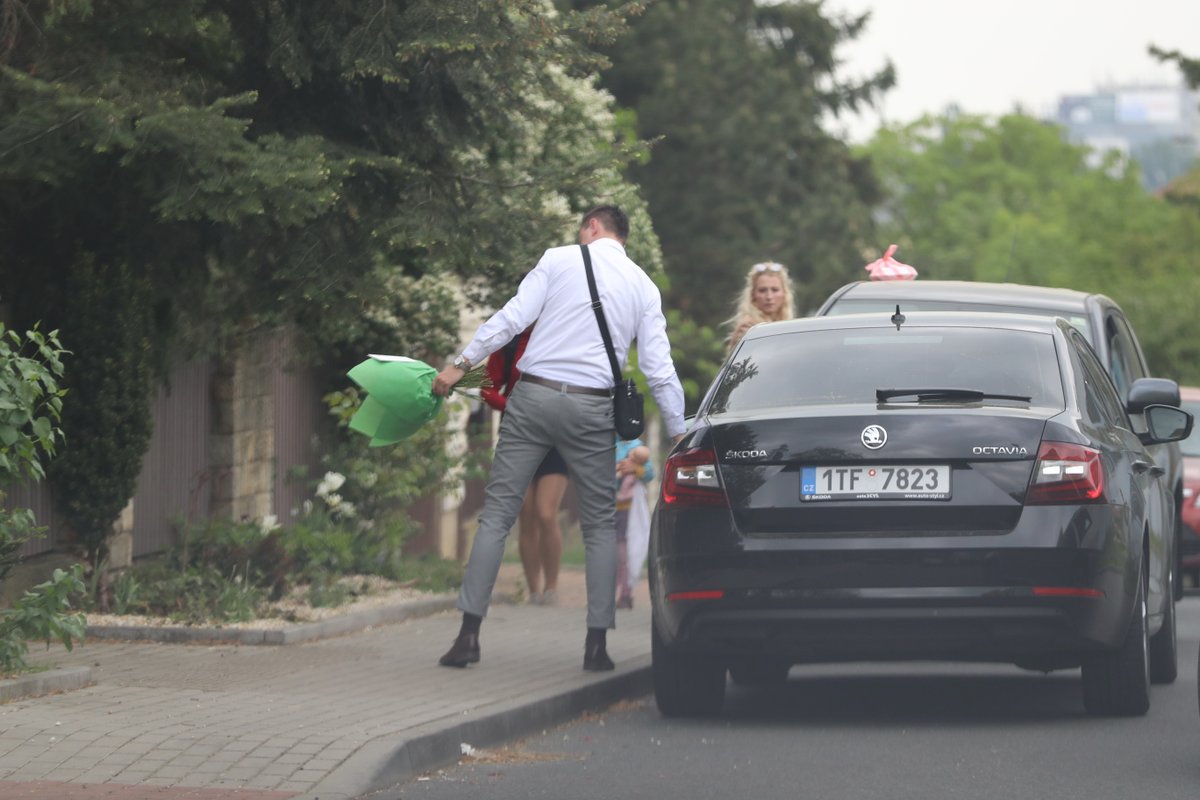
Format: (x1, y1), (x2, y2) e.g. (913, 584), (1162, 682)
(461, 237), (686, 437)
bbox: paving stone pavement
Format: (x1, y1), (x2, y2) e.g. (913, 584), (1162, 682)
(0, 566), (652, 800)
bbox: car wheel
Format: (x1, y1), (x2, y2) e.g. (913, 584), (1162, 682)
(651, 618), (725, 717)
(729, 659), (791, 687)
(1149, 559), (1178, 684)
(1081, 568), (1151, 717)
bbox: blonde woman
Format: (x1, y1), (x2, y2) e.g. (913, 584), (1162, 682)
(725, 261), (795, 353)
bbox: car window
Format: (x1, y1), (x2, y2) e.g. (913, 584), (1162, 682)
(708, 327), (1066, 414)
(1181, 401), (1200, 457)
(1068, 330), (1128, 429)
(1105, 314), (1146, 399)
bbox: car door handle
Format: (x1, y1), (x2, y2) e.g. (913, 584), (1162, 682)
(1132, 460), (1164, 477)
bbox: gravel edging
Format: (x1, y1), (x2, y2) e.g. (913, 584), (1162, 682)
(0, 666), (95, 703)
(84, 593), (459, 645)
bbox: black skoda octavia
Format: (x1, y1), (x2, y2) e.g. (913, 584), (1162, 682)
(650, 311), (1192, 718)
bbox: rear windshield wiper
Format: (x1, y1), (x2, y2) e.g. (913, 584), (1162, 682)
(876, 388), (1032, 403)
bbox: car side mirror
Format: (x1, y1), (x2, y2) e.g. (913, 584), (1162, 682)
(1127, 377), (1181, 414)
(1139, 404), (1194, 445)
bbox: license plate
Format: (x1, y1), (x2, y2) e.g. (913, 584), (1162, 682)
(801, 465), (951, 501)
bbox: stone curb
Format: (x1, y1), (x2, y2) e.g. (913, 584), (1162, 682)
(297, 654), (653, 800)
(83, 594), (459, 646)
(0, 666), (95, 704)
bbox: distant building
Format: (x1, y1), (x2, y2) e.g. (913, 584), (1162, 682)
(1054, 85), (1200, 192)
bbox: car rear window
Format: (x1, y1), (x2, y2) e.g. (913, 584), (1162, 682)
(708, 327), (1066, 414)
(825, 298), (1092, 338)
(1181, 401), (1200, 458)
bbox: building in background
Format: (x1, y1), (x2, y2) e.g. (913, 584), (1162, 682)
(1054, 85), (1200, 192)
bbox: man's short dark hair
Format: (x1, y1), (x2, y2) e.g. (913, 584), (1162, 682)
(581, 205), (630, 242)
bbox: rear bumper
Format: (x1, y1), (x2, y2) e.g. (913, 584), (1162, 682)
(651, 550), (1135, 665)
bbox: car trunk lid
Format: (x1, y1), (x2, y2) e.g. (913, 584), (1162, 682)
(710, 405), (1047, 536)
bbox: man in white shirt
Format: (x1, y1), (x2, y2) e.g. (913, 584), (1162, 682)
(432, 205), (686, 671)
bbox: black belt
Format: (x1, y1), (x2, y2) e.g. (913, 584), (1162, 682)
(520, 373), (612, 397)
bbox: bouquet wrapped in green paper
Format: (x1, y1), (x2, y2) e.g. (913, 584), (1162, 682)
(346, 354), (490, 446)
(347, 356), (443, 447)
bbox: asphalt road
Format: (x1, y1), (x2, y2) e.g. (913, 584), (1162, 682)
(375, 596), (1200, 800)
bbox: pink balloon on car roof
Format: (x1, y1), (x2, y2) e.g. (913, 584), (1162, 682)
(864, 244), (918, 281)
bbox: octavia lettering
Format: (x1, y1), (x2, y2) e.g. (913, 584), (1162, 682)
(972, 445), (1029, 455)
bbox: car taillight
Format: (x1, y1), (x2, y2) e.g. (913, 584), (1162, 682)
(662, 447), (726, 507)
(1026, 441), (1104, 504)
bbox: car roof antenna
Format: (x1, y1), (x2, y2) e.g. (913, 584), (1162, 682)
(891, 304), (905, 330)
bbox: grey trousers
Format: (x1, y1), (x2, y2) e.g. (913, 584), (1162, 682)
(458, 379), (617, 629)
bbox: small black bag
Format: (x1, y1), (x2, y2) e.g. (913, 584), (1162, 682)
(581, 244), (645, 440)
(611, 377), (645, 441)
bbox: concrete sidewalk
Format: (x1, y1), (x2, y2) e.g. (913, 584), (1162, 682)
(0, 566), (652, 799)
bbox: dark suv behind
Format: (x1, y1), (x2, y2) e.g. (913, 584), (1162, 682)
(817, 280), (1186, 598)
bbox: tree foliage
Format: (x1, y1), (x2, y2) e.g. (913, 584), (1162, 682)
(1150, 46), (1200, 90)
(861, 112), (1200, 384)
(47, 257), (155, 563)
(569, 0), (895, 326)
(1, 0), (660, 360)
(0, 1), (662, 544)
(1151, 48), (1200, 209)
(0, 323), (66, 585)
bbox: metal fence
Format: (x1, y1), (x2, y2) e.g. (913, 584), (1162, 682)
(129, 358), (213, 558)
(6, 330), (453, 563)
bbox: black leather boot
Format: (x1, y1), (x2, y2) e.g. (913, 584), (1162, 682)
(583, 628), (615, 671)
(439, 614), (482, 668)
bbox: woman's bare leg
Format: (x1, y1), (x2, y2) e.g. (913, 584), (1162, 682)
(534, 473), (568, 593)
(517, 487), (541, 598)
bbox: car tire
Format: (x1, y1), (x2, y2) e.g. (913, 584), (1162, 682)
(651, 618), (725, 717)
(729, 659), (791, 687)
(1081, 568), (1151, 717)
(1149, 559), (1178, 685)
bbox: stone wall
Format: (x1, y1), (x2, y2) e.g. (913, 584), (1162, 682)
(209, 335), (275, 523)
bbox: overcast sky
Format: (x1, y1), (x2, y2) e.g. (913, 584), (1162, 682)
(821, 0), (1200, 141)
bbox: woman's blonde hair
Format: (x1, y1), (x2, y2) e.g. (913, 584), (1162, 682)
(726, 261), (795, 329)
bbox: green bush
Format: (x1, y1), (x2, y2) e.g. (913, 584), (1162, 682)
(109, 559), (263, 625)
(107, 510), (463, 625)
(0, 566), (87, 673)
(0, 324), (68, 583)
(111, 570), (142, 616)
(389, 554), (463, 595)
(177, 517), (291, 600)
(319, 388), (463, 543)
(48, 256), (156, 566)
(0, 324), (85, 673)
(0, 324), (67, 486)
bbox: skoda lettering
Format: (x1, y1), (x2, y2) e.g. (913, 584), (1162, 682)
(725, 449), (768, 459)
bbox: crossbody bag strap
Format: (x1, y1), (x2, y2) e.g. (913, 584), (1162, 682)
(580, 244), (623, 386)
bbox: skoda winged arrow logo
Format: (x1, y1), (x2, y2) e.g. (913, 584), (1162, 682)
(861, 425), (887, 450)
